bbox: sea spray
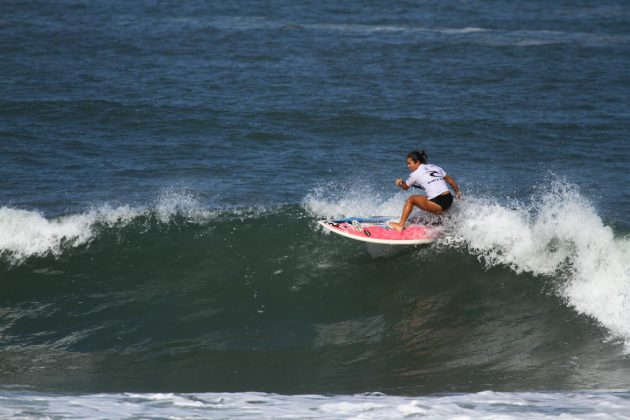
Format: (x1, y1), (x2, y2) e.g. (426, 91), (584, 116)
(303, 182), (411, 219)
(154, 188), (208, 223)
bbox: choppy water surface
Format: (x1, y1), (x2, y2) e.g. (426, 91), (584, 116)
(1, 0), (629, 417)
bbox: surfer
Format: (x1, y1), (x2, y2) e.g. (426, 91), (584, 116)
(389, 150), (461, 232)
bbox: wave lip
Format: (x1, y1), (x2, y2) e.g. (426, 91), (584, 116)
(0, 205), (141, 263)
(0, 190), (214, 264)
(446, 181), (630, 350)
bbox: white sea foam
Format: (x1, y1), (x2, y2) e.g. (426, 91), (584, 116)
(446, 182), (630, 349)
(305, 181), (630, 349)
(0, 390), (629, 419)
(0, 190), (215, 264)
(0, 205), (142, 263)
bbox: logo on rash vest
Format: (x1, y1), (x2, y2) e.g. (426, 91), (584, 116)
(426, 170), (444, 184)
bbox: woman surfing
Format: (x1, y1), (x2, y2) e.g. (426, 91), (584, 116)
(389, 150), (461, 232)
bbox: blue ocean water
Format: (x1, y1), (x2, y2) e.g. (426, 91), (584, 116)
(1, 0), (629, 417)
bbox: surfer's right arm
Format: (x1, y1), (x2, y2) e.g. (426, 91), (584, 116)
(444, 175), (462, 199)
(395, 178), (410, 190)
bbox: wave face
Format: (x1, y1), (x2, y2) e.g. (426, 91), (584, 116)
(1, 183), (629, 394)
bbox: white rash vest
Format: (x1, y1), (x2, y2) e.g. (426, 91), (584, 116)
(405, 164), (450, 199)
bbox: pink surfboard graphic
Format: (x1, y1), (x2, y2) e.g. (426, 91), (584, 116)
(319, 218), (440, 245)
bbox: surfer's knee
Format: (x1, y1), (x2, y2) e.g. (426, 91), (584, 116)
(407, 195), (422, 204)
(404, 196), (416, 209)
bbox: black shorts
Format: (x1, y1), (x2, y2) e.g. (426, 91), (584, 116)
(430, 193), (453, 211)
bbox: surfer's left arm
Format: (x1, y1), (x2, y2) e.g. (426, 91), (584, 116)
(444, 175), (462, 199)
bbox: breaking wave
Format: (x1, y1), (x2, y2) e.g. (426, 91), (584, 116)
(305, 180), (630, 349)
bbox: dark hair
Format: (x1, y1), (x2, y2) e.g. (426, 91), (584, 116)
(407, 150), (428, 164)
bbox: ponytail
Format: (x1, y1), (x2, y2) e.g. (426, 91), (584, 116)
(407, 150), (428, 164)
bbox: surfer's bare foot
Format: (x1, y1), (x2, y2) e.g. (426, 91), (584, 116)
(388, 221), (404, 232)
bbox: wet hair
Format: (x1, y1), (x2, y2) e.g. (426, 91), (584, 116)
(407, 150), (428, 164)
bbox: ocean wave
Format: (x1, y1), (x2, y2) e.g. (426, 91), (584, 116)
(3, 181), (629, 353)
(305, 180), (630, 350)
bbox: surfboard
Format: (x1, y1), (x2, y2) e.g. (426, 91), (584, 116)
(319, 216), (441, 245)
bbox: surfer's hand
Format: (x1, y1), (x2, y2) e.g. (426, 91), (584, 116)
(395, 178), (404, 187)
(455, 191), (462, 199)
